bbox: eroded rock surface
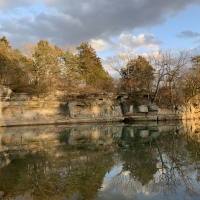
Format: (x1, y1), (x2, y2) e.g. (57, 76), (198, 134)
(0, 91), (198, 126)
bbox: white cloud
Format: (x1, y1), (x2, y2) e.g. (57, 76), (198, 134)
(118, 33), (162, 52)
(90, 39), (108, 52)
(0, 0), (199, 49)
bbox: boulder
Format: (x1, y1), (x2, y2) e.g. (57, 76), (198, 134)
(134, 105), (148, 113)
(148, 105), (158, 111)
(0, 85), (12, 101)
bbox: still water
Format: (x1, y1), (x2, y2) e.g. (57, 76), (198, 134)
(0, 121), (200, 200)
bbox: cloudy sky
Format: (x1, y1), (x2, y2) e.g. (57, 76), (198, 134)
(0, 0), (200, 64)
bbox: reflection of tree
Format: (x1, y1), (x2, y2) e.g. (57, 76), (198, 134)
(150, 134), (200, 197)
(122, 140), (158, 185)
(110, 139), (158, 196)
(186, 135), (200, 182)
(63, 152), (114, 200)
(110, 132), (200, 198)
(154, 136), (190, 194)
(0, 145), (114, 200)
(1, 123), (200, 199)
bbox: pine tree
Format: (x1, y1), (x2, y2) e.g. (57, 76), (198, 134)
(62, 47), (80, 87)
(77, 42), (113, 91)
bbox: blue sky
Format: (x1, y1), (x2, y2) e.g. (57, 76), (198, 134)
(149, 5), (200, 49)
(0, 0), (200, 75)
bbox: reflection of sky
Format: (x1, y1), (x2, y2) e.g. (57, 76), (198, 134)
(95, 163), (159, 200)
(95, 164), (132, 200)
(100, 164), (123, 190)
(95, 159), (200, 200)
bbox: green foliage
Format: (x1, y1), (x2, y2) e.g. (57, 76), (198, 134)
(0, 38), (115, 94)
(0, 36), (30, 91)
(77, 42), (113, 91)
(61, 47), (80, 89)
(120, 55), (155, 92)
(33, 40), (63, 86)
(22, 40), (65, 95)
(1, 35), (200, 101)
(0, 36), (13, 84)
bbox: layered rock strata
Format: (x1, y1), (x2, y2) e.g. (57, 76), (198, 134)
(0, 88), (199, 126)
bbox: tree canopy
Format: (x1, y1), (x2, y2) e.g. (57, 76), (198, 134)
(1, 36), (200, 105)
(76, 42), (113, 91)
(122, 55), (155, 92)
(0, 37), (114, 95)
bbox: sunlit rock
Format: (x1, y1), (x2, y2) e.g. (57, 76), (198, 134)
(135, 105), (148, 113)
(0, 85), (12, 101)
(0, 92), (198, 126)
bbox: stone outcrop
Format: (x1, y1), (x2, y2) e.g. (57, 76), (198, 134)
(0, 88), (199, 126)
(0, 93), (125, 126)
(0, 85), (12, 101)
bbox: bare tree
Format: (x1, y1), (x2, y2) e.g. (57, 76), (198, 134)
(148, 49), (189, 104)
(106, 52), (137, 77)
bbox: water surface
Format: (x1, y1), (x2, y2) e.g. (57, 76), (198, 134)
(0, 122), (200, 200)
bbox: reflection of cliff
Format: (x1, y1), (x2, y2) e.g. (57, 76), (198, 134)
(0, 124), (123, 153)
(0, 124), (125, 199)
(0, 145), (114, 200)
(0, 122), (186, 154)
(184, 120), (200, 143)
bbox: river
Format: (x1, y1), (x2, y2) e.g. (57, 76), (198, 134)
(0, 121), (200, 200)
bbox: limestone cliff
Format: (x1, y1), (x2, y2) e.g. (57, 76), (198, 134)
(0, 86), (199, 126)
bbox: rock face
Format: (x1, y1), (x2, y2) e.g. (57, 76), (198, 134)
(0, 93), (125, 126)
(0, 85), (12, 101)
(0, 90), (198, 127)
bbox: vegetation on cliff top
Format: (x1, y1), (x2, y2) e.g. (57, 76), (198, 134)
(0, 36), (200, 105)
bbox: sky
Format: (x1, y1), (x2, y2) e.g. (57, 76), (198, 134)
(0, 0), (200, 76)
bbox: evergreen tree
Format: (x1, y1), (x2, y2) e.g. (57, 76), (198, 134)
(76, 42), (113, 91)
(120, 55), (155, 92)
(62, 47), (80, 88)
(0, 36), (29, 91)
